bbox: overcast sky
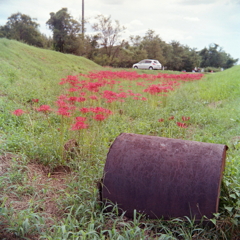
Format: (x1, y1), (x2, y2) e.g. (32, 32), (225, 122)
(0, 0), (239, 63)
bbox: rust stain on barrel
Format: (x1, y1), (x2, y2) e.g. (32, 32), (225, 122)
(102, 133), (227, 220)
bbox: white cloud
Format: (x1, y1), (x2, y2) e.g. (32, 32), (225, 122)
(183, 17), (200, 22)
(177, 0), (218, 5)
(130, 20), (144, 26)
(125, 20), (144, 31)
(100, 0), (125, 4)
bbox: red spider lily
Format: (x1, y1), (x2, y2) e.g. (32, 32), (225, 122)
(36, 105), (52, 113)
(90, 107), (113, 115)
(59, 71), (203, 93)
(80, 107), (90, 114)
(137, 82), (145, 86)
(55, 99), (68, 108)
(93, 114), (107, 121)
(102, 90), (118, 102)
(76, 97), (86, 102)
(177, 122), (187, 128)
(117, 92), (127, 99)
(143, 84), (174, 95)
(67, 96), (78, 103)
(67, 88), (78, 92)
(84, 82), (103, 92)
(90, 95), (98, 100)
(158, 118), (164, 122)
(57, 94), (68, 101)
(155, 73), (203, 81)
(182, 116), (191, 121)
(75, 116), (87, 122)
(53, 70), (204, 134)
(12, 109), (25, 116)
(57, 107), (71, 116)
(59, 75), (79, 86)
(71, 121), (89, 130)
(32, 99), (39, 103)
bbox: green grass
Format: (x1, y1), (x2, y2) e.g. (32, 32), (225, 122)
(0, 38), (101, 104)
(0, 38), (240, 239)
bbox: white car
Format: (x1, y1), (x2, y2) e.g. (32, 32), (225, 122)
(132, 59), (162, 70)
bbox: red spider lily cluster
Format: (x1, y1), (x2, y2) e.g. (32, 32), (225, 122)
(71, 117), (88, 130)
(12, 109), (25, 116)
(176, 122), (188, 128)
(182, 116), (191, 121)
(59, 71), (203, 99)
(178, 116), (191, 128)
(158, 115), (191, 128)
(36, 105), (52, 113)
(12, 71), (202, 132)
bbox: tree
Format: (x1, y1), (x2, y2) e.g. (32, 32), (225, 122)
(92, 14), (126, 64)
(46, 8), (81, 53)
(83, 34), (100, 59)
(199, 43), (238, 69)
(142, 30), (165, 63)
(182, 47), (201, 72)
(129, 30), (176, 68)
(0, 12), (44, 47)
(165, 41), (185, 70)
(161, 41), (201, 71)
(129, 35), (148, 64)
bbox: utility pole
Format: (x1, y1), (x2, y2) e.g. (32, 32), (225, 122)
(82, 0), (84, 39)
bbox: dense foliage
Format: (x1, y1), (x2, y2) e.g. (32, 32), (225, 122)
(46, 8), (82, 53)
(0, 12), (51, 48)
(199, 43), (238, 69)
(0, 9), (238, 70)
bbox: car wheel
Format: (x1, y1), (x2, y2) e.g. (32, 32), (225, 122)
(134, 66), (138, 69)
(149, 66), (153, 70)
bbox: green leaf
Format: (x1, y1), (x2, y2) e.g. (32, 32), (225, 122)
(230, 194), (236, 199)
(210, 218), (217, 225)
(224, 206), (233, 212)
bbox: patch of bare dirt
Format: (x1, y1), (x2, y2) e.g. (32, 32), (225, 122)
(0, 153), (73, 235)
(0, 230), (28, 240)
(231, 136), (240, 143)
(63, 138), (80, 161)
(0, 153), (14, 176)
(208, 100), (222, 108)
(24, 163), (70, 217)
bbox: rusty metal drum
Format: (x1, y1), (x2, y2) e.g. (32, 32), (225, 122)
(101, 133), (227, 220)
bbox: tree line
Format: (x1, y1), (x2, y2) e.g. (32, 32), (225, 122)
(0, 8), (238, 71)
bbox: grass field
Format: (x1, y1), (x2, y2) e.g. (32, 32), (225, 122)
(0, 38), (240, 239)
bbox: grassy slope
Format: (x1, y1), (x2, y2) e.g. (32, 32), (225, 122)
(0, 38), (240, 239)
(0, 38), (102, 104)
(168, 66), (240, 145)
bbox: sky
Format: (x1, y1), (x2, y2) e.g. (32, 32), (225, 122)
(0, 0), (240, 63)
